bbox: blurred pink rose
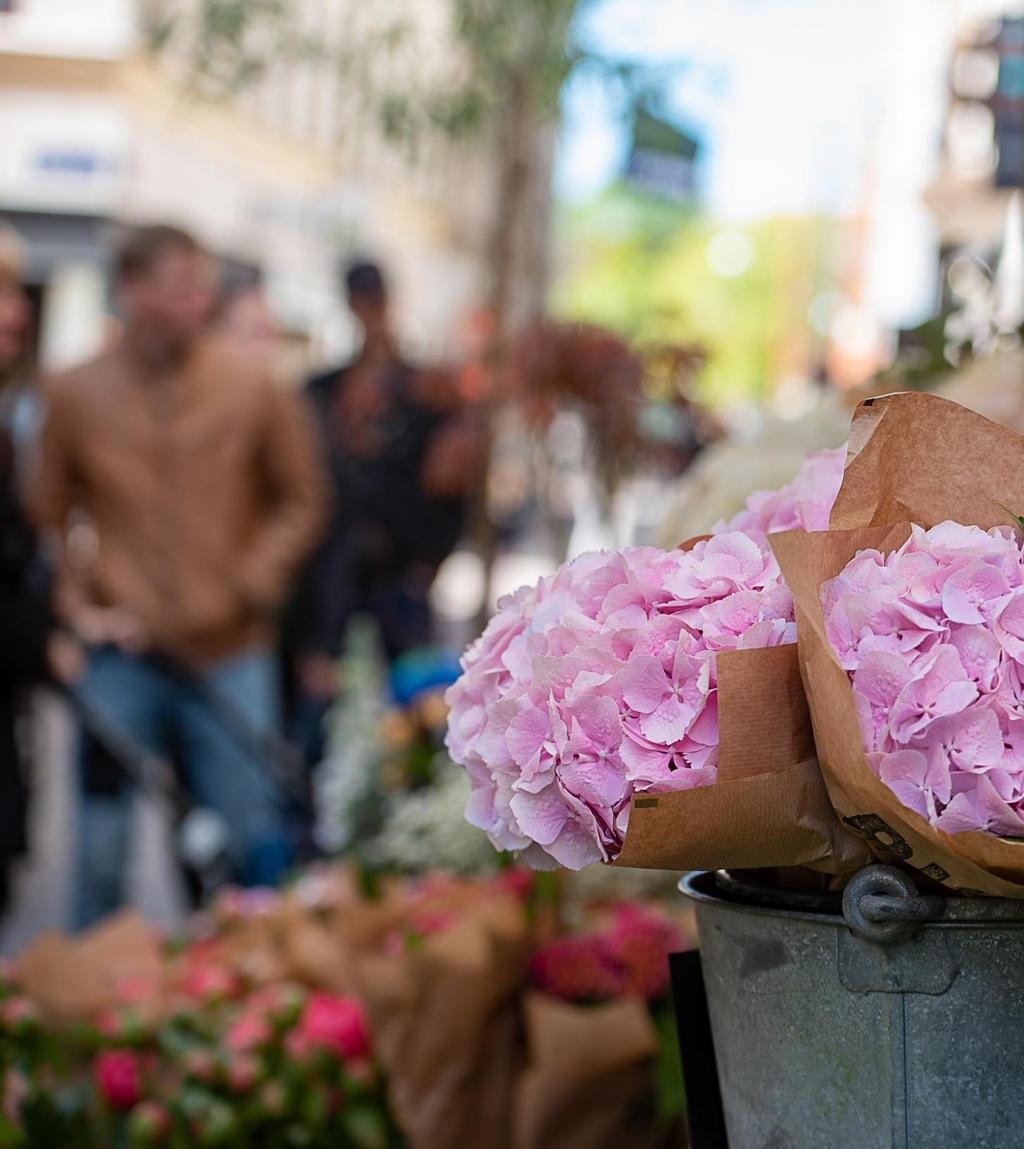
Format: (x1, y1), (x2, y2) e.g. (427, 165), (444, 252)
(94, 1049), (141, 1110)
(0, 997), (37, 1031)
(127, 1100), (171, 1144)
(284, 1027), (313, 1060)
(226, 1052), (261, 1092)
(531, 904), (686, 1002)
(2, 1068), (26, 1124)
(529, 935), (626, 1001)
(114, 974), (157, 1006)
(492, 867), (534, 902)
(244, 983), (305, 1027)
(295, 994), (371, 1060)
(181, 1048), (217, 1082)
(604, 905), (687, 998)
(181, 963), (239, 1002)
(225, 1012), (272, 1053)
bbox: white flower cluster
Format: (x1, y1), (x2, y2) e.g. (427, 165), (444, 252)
(312, 629), (390, 854)
(364, 759), (503, 874)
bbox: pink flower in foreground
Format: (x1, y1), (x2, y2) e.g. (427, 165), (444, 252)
(0, 997), (37, 1032)
(530, 935), (626, 1001)
(447, 537), (795, 868)
(114, 974), (157, 1006)
(95, 1049), (141, 1110)
(127, 1101), (172, 1144)
(716, 446), (846, 539)
(604, 905), (687, 998)
(824, 521), (1024, 836)
(2, 1069), (26, 1124)
(531, 905), (686, 1002)
(245, 983), (305, 1024)
(180, 963), (239, 1003)
(226, 1053), (261, 1093)
(225, 1012), (272, 1053)
(284, 1027), (313, 1061)
(294, 994), (371, 1060)
(181, 1049), (217, 1083)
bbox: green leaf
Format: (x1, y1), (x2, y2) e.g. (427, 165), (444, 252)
(996, 501), (1024, 530)
(652, 1002), (686, 1125)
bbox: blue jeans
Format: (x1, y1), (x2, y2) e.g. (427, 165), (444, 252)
(73, 645), (288, 930)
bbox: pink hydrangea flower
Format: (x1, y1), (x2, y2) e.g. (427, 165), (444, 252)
(716, 446), (846, 539)
(447, 537), (796, 869)
(824, 521), (1024, 836)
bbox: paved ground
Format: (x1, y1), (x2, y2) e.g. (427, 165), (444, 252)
(0, 692), (186, 954)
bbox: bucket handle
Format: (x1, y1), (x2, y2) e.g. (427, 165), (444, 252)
(842, 866), (946, 945)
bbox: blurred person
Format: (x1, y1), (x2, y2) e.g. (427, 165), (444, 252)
(0, 226), (79, 912)
(216, 281), (282, 364)
(288, 259), (482, 769)
(32, 224), (326, 928)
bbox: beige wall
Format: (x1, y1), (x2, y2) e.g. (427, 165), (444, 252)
(0, 0), (554, 367)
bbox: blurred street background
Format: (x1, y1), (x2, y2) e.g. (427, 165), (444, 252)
(1, 0), (1023, 946)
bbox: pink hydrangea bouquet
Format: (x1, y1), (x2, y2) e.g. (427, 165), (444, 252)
(823, 521), (1024, 837)
(446, 533), (797, 869)
(717, 446), (846, 539)
(767, 390), (1024, 895)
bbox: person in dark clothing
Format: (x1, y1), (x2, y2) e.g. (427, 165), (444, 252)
(0, 226), (78, 912)
(288, 260), (481, 769)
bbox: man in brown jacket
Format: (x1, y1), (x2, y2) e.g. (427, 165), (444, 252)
(33, 224), (326, 927)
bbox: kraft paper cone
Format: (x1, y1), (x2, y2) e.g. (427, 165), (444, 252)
(774, 392), (1024, 895)
(350, 895), (528, 1149)
(514, 993), (659, 1149)
(832, 390), (1024, 532)
(279, 896), (351, 994)
(616, 644), (869, 873)
(18, 911), (164, 1021)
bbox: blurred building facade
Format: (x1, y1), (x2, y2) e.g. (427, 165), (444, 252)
(928, 1), (1024, 248)
(926, 1), (1024, 338)
(826, 0), (1023, 386)
(0, 0), (553, 371)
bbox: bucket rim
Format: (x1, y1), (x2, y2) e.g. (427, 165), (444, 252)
(680, 870), (1024, 927)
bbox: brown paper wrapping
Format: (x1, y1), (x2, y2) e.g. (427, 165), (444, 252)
(17, 911), (165, 1021)
(773, 390), (1024, 896)
(832, 389), (1024, 533)
(514, 993), (660, 1149)
(278, 896), (353, 994)
(616, 644), (870, 873)
(349, 894), (529, 1149)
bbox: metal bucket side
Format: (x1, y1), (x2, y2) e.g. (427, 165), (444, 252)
(681, 870), (1024, 1149)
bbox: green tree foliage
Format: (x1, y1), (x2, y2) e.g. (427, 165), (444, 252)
(552, 183), (839, 405)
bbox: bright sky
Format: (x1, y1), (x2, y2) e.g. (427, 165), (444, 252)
(556, 0), (952, 223)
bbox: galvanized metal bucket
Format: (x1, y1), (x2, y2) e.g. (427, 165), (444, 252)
(680, 866), (1024, 1149)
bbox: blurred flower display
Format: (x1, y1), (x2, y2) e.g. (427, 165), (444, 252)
(0, 940), (393, 1149)
(3, 867), (691, 1149)
(531, 904), (687, 1002)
